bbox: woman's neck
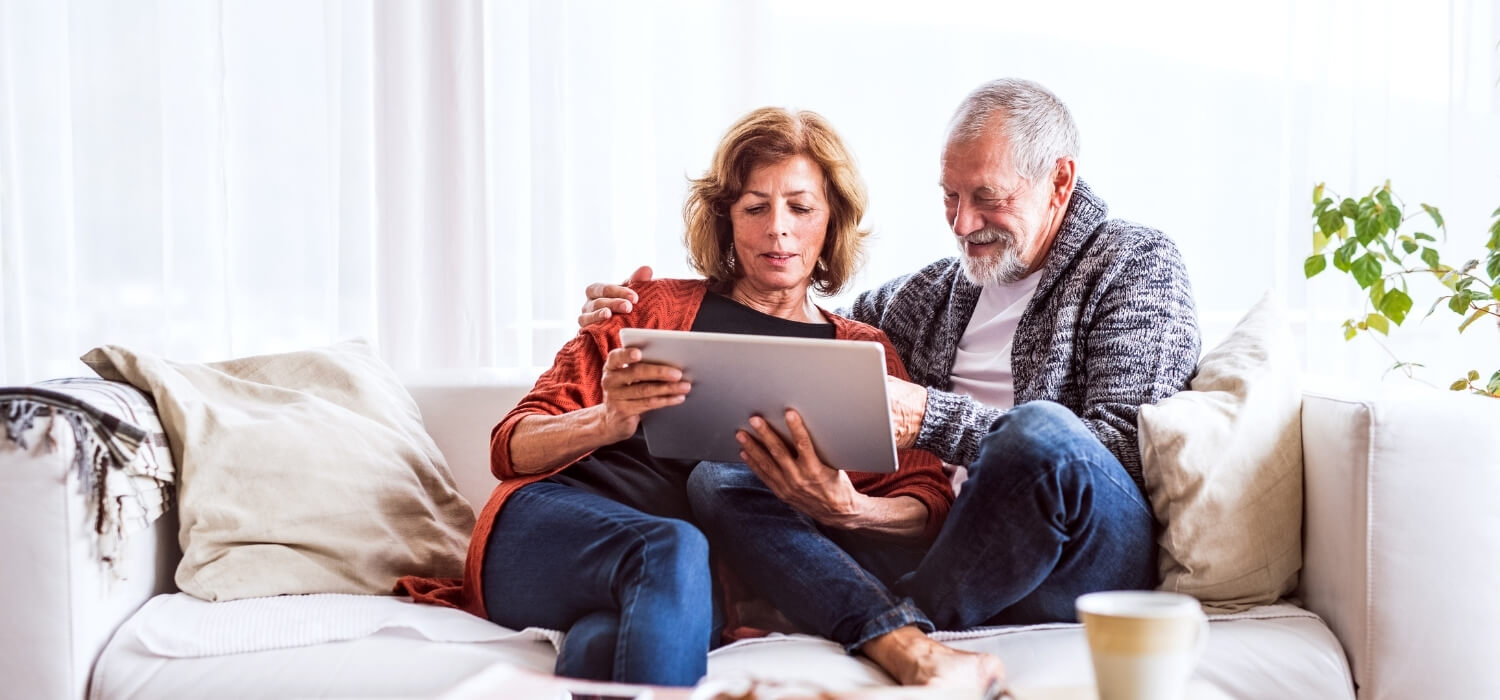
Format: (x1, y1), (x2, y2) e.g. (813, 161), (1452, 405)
(728, 281), (825, 324)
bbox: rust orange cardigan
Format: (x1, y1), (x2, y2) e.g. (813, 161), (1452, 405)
(396, 278), (953, 620)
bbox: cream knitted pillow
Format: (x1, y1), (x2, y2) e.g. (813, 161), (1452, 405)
(1138, 293), (1302, 612)
(84, 339), (475, 601)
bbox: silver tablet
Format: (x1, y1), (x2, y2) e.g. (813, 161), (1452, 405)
(617, 328), (899, 473)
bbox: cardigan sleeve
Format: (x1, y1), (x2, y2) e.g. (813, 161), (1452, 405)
(488, 322), (617, 480)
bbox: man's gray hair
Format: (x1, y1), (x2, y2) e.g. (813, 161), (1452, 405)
(946, 78), (1080, 182)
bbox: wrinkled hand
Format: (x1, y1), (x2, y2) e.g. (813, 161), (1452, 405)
(599, 346), (690, 442)
(578, 266), (655, 327)
(885, 376), (927, 449)
(737, 409), (868, 529)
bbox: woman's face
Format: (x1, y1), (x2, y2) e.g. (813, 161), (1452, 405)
(728, 155), (830, 295)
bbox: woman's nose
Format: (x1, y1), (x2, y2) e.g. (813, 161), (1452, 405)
(770, 207), (792, 237)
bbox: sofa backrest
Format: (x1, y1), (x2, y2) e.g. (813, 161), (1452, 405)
(403, 372), (534, 518)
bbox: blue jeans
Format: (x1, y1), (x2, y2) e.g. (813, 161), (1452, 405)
(687, 400), (1156, 643)
(480, 481), (712, 686)
(902, 400), (1158, 628)
(686, 463), (933, 652)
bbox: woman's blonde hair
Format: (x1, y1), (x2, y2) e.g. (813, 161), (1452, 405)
(683, 107), (869, 295)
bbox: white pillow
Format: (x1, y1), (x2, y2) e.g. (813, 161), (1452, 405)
(84, 339), (475, 602)
(1138, 293), (1302, 612)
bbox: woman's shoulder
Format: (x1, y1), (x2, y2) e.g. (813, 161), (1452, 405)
(629, 277), (708, 302)
(618, 278), (708, 329)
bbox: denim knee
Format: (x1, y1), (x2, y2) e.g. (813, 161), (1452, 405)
(686, 461), (759, 514)
(635, 518), (710, 576)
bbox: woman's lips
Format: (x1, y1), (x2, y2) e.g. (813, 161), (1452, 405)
(760, 252), (797, 266)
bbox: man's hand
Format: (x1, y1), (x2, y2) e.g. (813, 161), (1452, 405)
(598, 346), (690, 442)
(736, 410), (869, 529)
(886, 376), (928, 449)
(578, 266), (655, 327)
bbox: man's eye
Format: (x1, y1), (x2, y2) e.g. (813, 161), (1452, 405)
(943, 192), (958, 201)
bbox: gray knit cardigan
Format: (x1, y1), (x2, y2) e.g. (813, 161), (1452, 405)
(845, 179), (1201, 490)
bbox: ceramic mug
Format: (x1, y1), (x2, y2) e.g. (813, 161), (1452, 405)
(1075, 591), (1209, 700)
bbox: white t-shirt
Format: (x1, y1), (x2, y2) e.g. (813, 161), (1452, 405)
(948, 270), (1043, 411)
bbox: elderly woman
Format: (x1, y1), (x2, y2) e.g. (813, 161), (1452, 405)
(402, 107), (996, 688)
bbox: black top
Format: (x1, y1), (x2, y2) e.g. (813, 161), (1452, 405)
(544, 292), (837, 522)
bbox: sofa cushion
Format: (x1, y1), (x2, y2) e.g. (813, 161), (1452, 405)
(83, 339), (475, 601)
(1137, 293), (1302, 612)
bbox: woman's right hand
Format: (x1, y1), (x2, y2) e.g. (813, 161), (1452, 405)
(598, 345), (691, 442)
(578, 266), (654, 327)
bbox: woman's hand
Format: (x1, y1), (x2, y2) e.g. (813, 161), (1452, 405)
(599, 346), (691, 442)
(736, 409), (872, 529)
(738, 409), (929, 537)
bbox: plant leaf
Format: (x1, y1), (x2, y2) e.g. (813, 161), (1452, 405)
(1488, 370), (1500, 395)
(1459, 307), (1488, 333)
(1313, 183), (1325, 205)
(1401, 239), (1418, 254)
(1318, 210), (1345, 237)
(1334, 240), (1357, 272)
(1342, 320), (1356, 341)
(1488, 252), (1500, 281)
(1422, 203), (1444, 229)
(1340, 198), (1358, 218)
(1313, 229), (1330, 253)
(1380, 288), (1412, 325)
(1351, 253), (1382, 288)
(1414, 232), (1436, 242)
(1369, 277), (1386, 308)
(1450, 379), (1470, 391)
(1365, 313), (1390, 335)
(1468, 369), (1481, 382)
(1304, 254), (1327, 278)
(1421, 247), (1441, 269)
(1382, 205), (1402, 231)
(1449, 291), (1473, 314)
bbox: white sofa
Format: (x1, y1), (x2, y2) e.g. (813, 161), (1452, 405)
(4, 375), (1498, 699)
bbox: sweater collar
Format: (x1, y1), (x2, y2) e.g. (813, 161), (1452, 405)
(1032, 177), (1108, 301)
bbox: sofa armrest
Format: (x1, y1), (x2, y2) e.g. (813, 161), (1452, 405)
(1299, 389), (1500, 700)
(0, 394), (179, 700)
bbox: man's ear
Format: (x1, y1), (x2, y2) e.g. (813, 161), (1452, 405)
(1050, 157), (1078, 207)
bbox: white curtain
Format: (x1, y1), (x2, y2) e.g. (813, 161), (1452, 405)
(2, 0), (1497, 387)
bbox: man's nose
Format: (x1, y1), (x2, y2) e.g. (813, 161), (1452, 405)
(951, 200), (983, 237)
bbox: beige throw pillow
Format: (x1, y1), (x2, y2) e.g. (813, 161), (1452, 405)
(83, 339), (475, 602)
(1138, 293), (1302, 612)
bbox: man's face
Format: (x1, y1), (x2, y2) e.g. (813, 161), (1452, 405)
(940, 126), (1060, 286)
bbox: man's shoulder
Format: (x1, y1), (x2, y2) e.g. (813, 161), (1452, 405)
(870, 258), (965, 298)
(1093, 218), (1176, 251)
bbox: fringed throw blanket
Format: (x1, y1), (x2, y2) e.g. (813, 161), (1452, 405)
(2, 378), (175, 569)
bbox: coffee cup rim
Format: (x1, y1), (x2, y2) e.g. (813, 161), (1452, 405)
(1075, 590), (1202, 618)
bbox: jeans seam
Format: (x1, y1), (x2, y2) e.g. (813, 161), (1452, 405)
(610, 527), (653, 681)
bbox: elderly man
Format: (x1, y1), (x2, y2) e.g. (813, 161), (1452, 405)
(582, 77), (1199, 656)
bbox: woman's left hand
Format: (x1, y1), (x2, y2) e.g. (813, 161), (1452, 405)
(736, 409), (869, 529)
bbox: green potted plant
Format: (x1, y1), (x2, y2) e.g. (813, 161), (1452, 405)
(1303, 182), (1500, 397)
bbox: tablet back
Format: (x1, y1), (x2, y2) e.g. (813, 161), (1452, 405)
(618, 328), (899, 473)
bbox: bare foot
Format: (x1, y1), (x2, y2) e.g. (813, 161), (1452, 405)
(860, 625), (1006, 688)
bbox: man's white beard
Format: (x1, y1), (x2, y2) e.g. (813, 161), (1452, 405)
(957, 227), (1029, 286)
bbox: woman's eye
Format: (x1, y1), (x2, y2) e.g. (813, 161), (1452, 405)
(744, 205), (766, 215)
(791, 205), (811, 214)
